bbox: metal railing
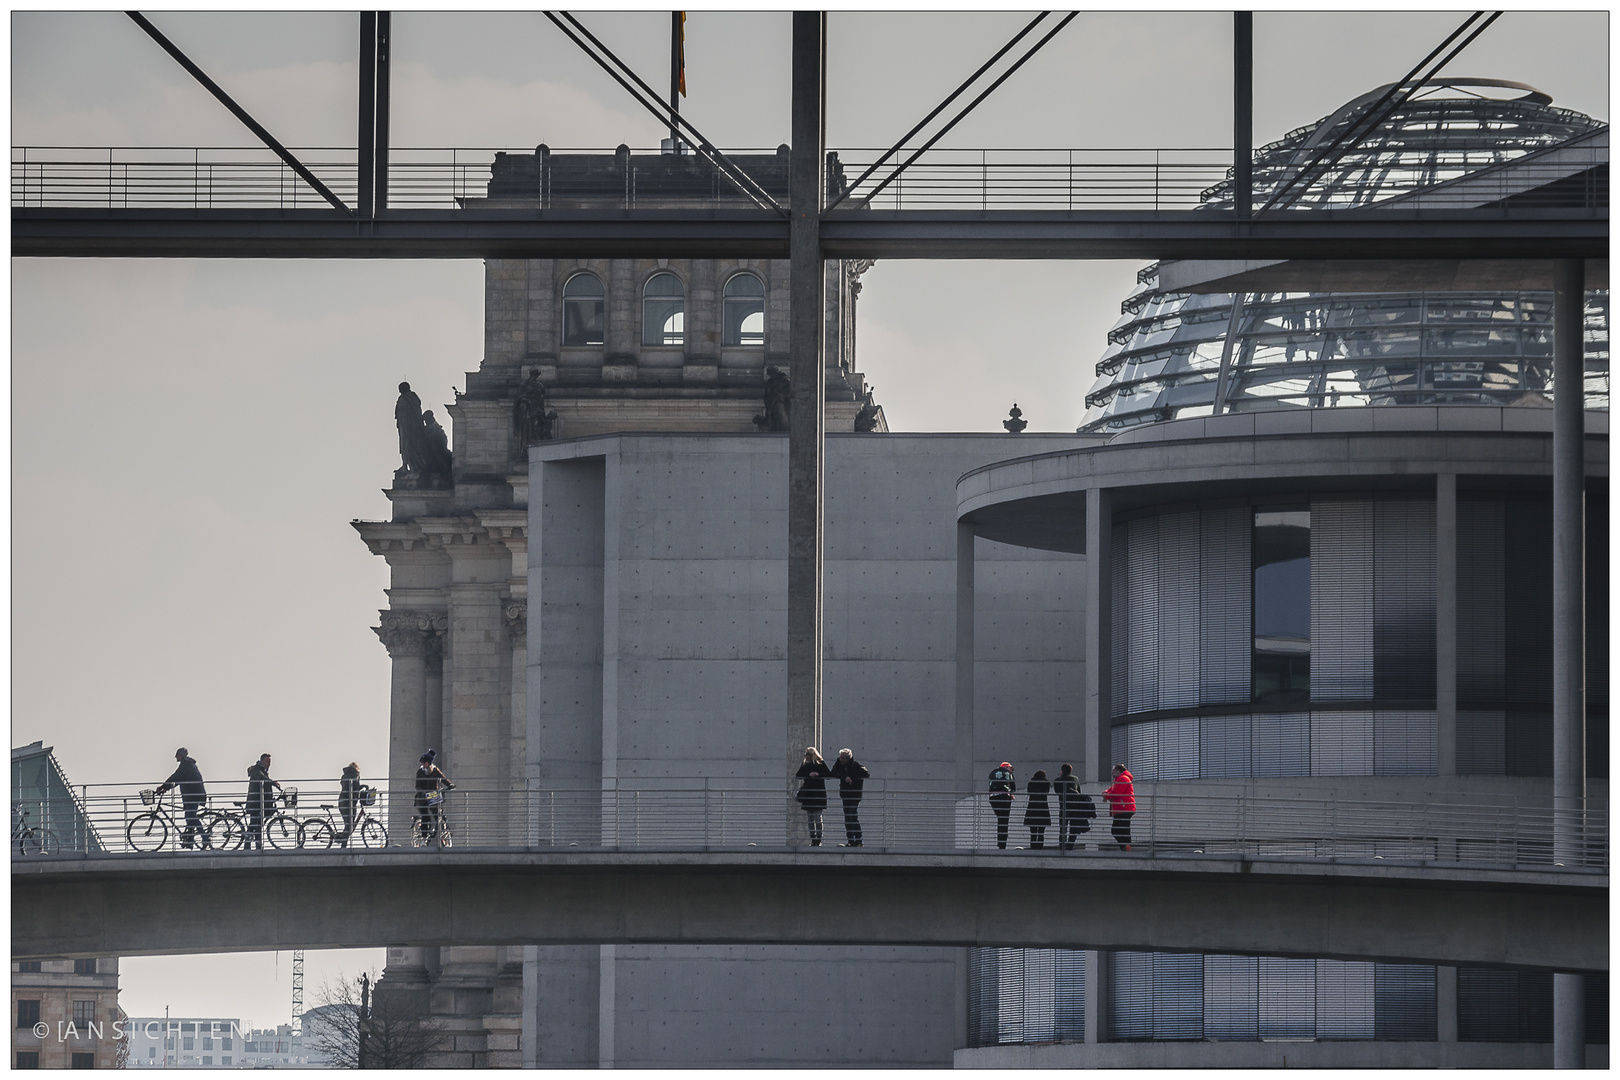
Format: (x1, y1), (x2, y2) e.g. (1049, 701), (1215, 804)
(17, 779), (1608, 873)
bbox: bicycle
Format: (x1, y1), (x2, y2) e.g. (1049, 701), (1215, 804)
(300, 786), (387, 849)
(13, 807), (60, 856)
(220, 787), (302, 850)
(126, 789), (230, 852)
(412, 788), (453, 848)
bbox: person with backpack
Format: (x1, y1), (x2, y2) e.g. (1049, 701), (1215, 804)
(830, 748), (870, 847)
(1024, 769), (1052, 849)
(1052, 762), (1096, 850)
(1103, 763), (1136, 851)
(795, 748), (830, 847)
(415, 749), (454, 843)
(338, 762), (362, 846)
(987, 762), (1017, 849)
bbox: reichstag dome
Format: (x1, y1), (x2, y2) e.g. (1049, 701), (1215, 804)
(1082, 79), (1609, 433)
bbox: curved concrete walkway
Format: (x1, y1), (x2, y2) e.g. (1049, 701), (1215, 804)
(13, 849), (1605, 970)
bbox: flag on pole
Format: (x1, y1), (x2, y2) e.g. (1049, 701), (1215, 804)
(676, 12), (687, 97)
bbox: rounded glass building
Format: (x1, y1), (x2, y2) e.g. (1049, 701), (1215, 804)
(1082, 79), (1609, 434)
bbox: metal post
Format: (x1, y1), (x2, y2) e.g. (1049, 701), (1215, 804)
(375, 12), (391, 211)
(955, 522), (976, 789)
(358, 12), (377, 221)
(786, 11), (826, 843)
(1233, 11), (1252, 220)
(1552, 257), (1586, 1068)
(669, 11), (682, 150)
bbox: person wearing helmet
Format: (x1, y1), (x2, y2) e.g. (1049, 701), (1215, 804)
(987, 762), (1017, 849)
(415, 750), (454, 843)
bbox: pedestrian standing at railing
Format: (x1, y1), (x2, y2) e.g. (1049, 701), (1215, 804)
(1024, 769), (1052, 849)
(245, 754), (284, 852)
(795, 748), (829, 847)
(1103, 764), (1135, 851)
(988, 762), (1017, 849)
(1052, 763), (1095, 851)
(830, 748), (869, 847)
(338, 763), (362, 846)
(154, 748), (207, 850)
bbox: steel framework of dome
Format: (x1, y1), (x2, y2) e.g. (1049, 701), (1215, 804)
(1081, 79), (1610, 433)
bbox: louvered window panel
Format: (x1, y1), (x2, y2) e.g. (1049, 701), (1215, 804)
(1258, 957), (1317, 1039)
(1311, 501), (1374, 701)
(1157, 510), (1201, 710)
(1374, 964), (1436, 1040)
(1108, 952), (1203, 1040)
(1374, 711), (1437, 776)
(1110, 726), (1126, 773)
(967, 948), (1086, 1045)
(1200, 506), (1251, 705)
(1125, 720), (1159, 781)
(1111, 522), (1129, 717)
(1311, 711), (1374, 776)
(1252, 713), (1310, 777)
(1157, 716), (1199, 780)
(1126, 516), (1161, 713)
(1315, 961), (1376, 1040)
(1457, 499), (1506, 704)
(1503, 498), (1554, 708)
(1199, 713), (1252, 778)
(1204, 955), (1259, 1040)
(1374, 499), (1436, 700)
(1458, 967), (1553, 1042)
(1586, 972), (1609, 1043)
(1457, 710), (1506, 775)
(967, 948), (1000, 1047)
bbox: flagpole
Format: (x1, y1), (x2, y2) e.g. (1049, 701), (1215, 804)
(669, 11), (683, 150)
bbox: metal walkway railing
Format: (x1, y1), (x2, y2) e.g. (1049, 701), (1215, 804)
(14, 778), (1608, 873)
(14, 145), (1605, 213)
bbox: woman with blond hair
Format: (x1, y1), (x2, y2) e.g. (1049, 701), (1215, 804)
(794, 748), (829, 847)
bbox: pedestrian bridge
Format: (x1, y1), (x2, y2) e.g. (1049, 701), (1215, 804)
(13, 848), (1605, 972)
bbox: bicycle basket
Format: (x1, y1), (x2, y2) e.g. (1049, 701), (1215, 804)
(283, 787), (298, 809)
(360, 786), (378, 807)
(139, 789), (156, 806)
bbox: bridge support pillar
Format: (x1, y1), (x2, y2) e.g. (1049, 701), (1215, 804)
(1551, 257), (1586, 1068)
(1084, 488), (1113, 782)
(1436, 473), (1457, 776)
(955, 521), (976, 788)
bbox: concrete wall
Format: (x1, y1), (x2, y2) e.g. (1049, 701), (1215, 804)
(955, 1039), (1611, 1069)
(524, 431), (1086, 1067)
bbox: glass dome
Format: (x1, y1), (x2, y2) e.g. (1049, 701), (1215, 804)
(1081, 79), (1609, 433)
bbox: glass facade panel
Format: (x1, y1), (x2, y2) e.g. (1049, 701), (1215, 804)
(723, 272), (765, 346)
(642, 272), (685, 346)
(562, 272), (605, 346)
(1253, 509), (1310, 706)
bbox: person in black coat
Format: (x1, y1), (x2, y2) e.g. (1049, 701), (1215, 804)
(1052, 762), (1096, 850)
(245, 754), (284, 851)
(1024, 769), (1052, 849)
(987, 762), (1017, 849)
(154, 748), (206, 849)
(338, 763), (362, 846)
(794, 748), (829, 847)
(830, 748), (870, 847)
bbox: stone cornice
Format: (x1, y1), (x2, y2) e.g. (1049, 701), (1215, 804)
(351, 520), (434, 556)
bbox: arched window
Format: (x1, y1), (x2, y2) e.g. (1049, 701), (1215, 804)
(562, 272), (605, 346)
(642, 272), (685, 346)
(724, 272), (765, 346)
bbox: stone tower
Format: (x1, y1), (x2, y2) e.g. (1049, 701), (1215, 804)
(351, 147), (884, 1067)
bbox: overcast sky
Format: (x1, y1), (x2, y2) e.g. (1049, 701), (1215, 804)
(10, 4), (1609, 1033)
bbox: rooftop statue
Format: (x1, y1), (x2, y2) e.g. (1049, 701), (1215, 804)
(420, 410), (453, 481)
(514, 370), (558, 445)
(754, 367), (791, 432)
(394, 382), (431, 474)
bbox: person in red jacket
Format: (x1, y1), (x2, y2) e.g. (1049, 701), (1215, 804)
(1102, 764), (1136, 851)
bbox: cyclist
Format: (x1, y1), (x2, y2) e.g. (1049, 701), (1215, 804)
(154, 748), (207, 849)
(244, 753), (284, 851)
(415, 750), (454, 842)
(338, 762), (362, 846)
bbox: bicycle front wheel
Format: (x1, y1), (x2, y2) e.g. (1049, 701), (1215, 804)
(126, 812), (170, 853)
(358, 818), (388, 849)
(265, 815), (301, 850)
(300, 820), (336, 850)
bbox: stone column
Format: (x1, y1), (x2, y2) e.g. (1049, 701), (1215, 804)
(505, 600), (529, 847)
(1084, 950), (1103, 1044)
(1436, 965), (1457, 1046)
(1551, 259), (1586, 1069)
(375, 608), (444, 841)
(1084, 489), (1114, 782)
(1436, 473), (1457, 776)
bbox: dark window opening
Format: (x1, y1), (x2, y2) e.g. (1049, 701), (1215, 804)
(562, 272), (605, 346)
(1253, 508), (1310, 706)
